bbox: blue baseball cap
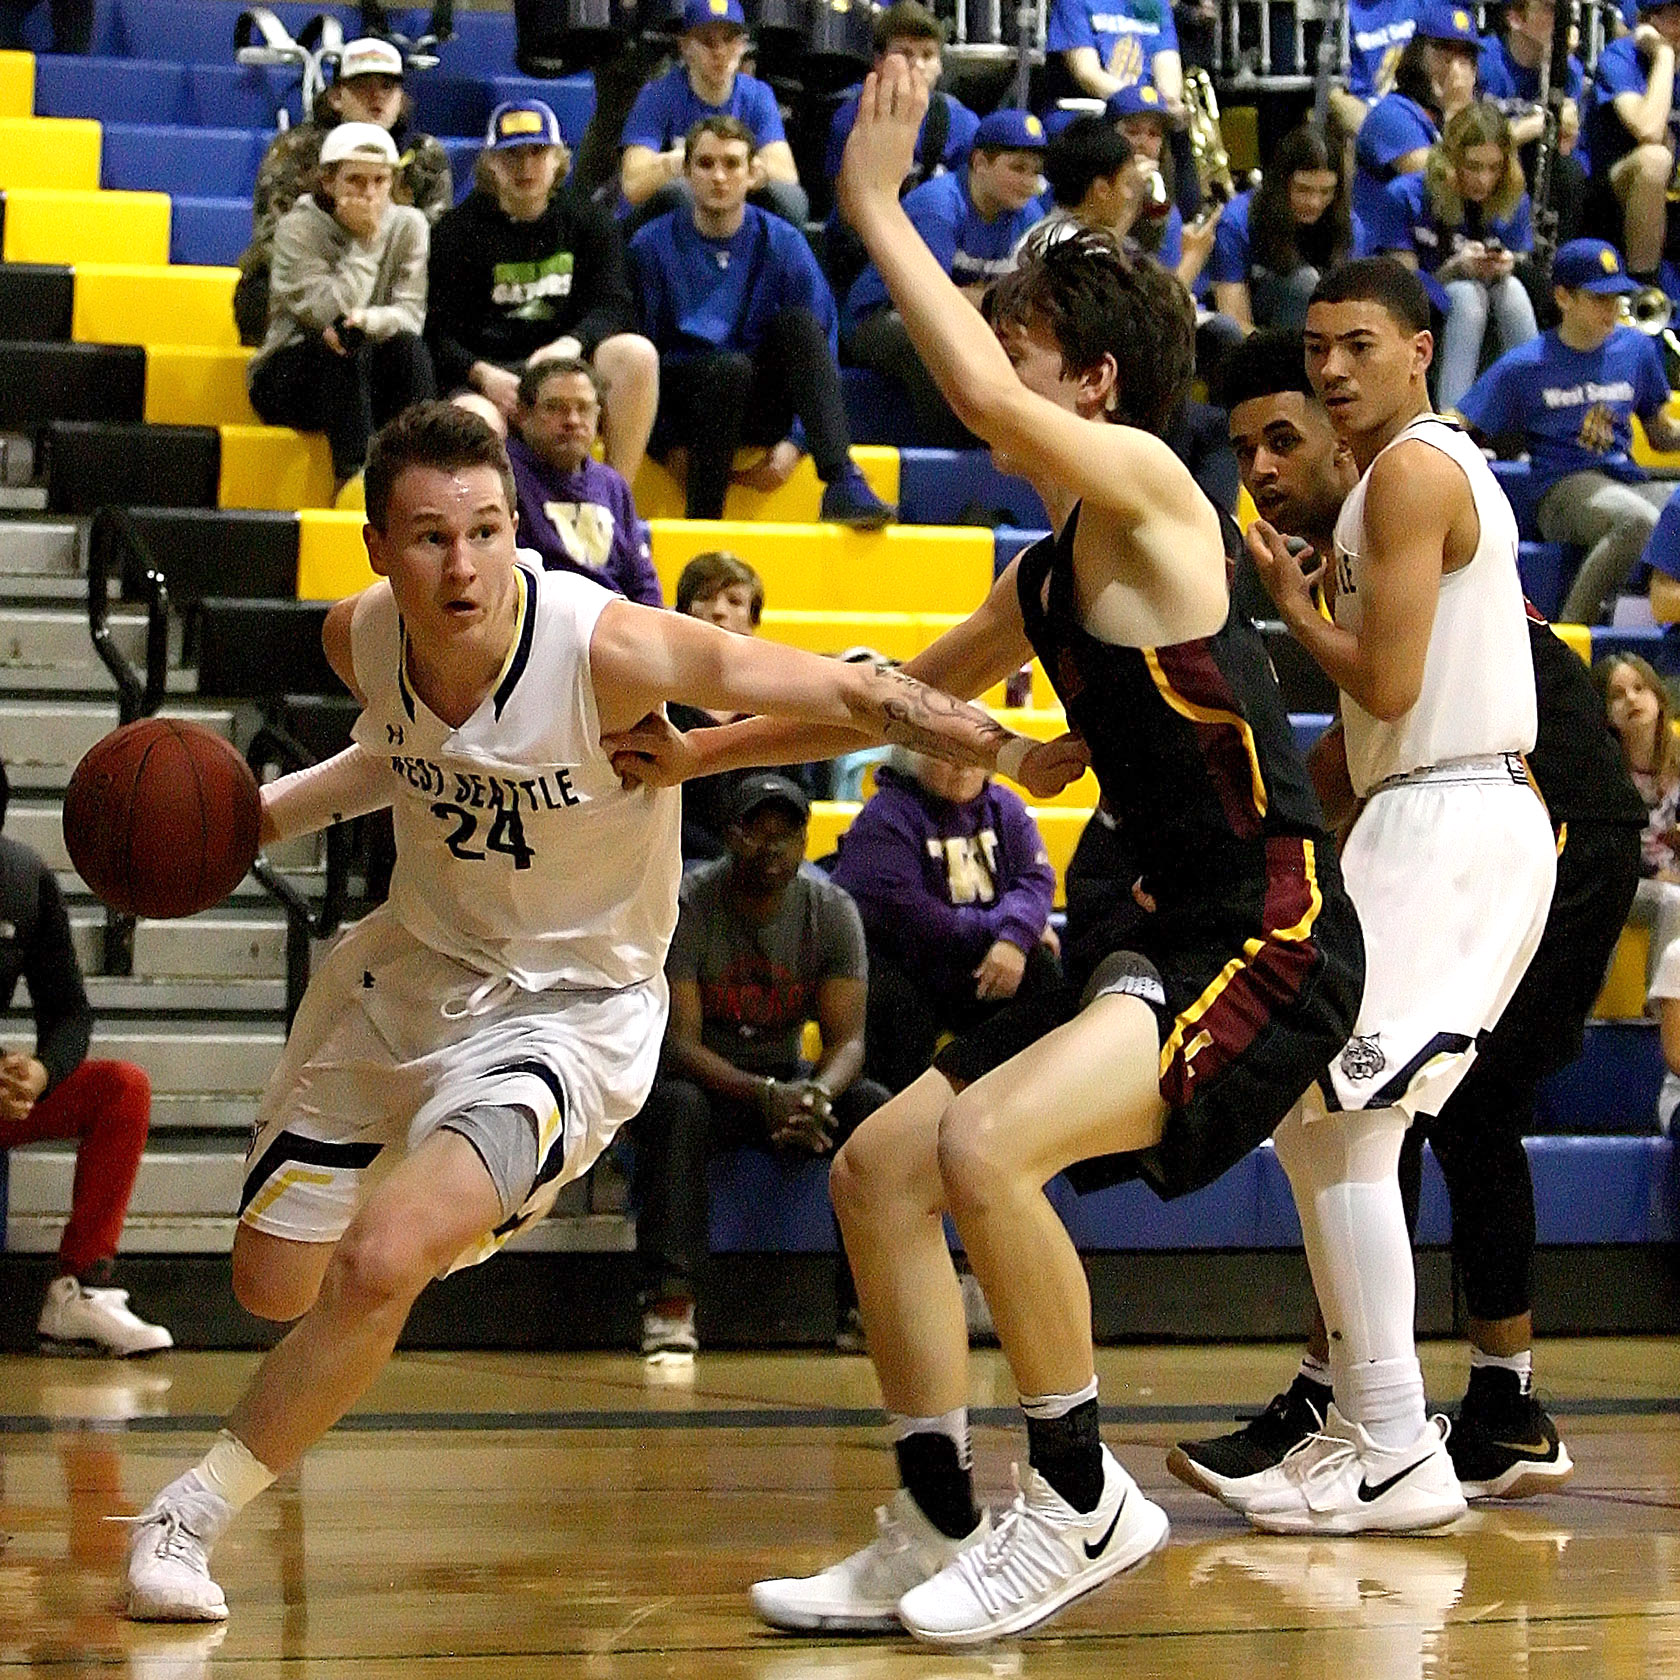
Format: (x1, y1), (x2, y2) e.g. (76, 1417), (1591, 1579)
(486, 100), (561, 149)
(1105, 82), (1170, 122)
(973, 109), (1047, 152)
(1415, 0), (1480, 45)
(683, 0), (747, 30)
(1553, 237), (1641, 294)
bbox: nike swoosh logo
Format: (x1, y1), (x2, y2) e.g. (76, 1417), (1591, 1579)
(1084, 1490), (1126, 1558)
(1489, 1439), (1554, 1456)
(1357, 1456), (1432, 1503)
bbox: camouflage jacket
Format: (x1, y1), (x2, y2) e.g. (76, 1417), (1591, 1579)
(248, 116), (453, 260)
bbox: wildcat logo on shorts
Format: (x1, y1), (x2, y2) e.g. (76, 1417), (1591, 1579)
(1340, 1035), (1386, 1081)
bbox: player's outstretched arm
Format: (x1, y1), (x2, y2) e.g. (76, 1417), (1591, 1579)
(1248, 441), (1451, 721)
(592, 598), (1055, 785)
(837, 57), (1198, 522)
(258, 746), (391, 845)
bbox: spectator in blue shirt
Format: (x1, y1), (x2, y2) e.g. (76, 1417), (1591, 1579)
(507, 358), (662, 605)
(1045, 0), (1182, 109)
(1326, 0), (1420, 150)
(846, 109), (1049, 448)
(1210, 125), (1363, 332)
(1584, 0), (1680, 281)
(619, 0), (806, 230)
(1641, 474), (1680, 620)
(1104, 83), (1219, 292)
(1352, 3), (1479, 230)
(631, 115), (894, 525)
(1375, 100), (1539, 409)
(821, 2), (981, 294)
(1457, 238), (1680, 620)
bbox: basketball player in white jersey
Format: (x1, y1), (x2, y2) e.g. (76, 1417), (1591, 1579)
(1236, 258), (1557, 1533)
(123, 402), (1059, 1622)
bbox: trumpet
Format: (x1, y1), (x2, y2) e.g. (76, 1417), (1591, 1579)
(1624, 285), (1680, 379)
(1185, 68), (1254, 206)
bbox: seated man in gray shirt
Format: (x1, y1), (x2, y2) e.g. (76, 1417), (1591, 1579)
(632, 774), (888, 1360)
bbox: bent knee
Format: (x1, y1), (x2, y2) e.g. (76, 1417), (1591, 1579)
(935, 1094), (1013, 1207)
(320, 1220), (435, 1313)
(232, 1239), (323, 1323)
(597, 332), (658, 374)
(1629, 143), (1674, 185)
(831, 1117), (932, 1218)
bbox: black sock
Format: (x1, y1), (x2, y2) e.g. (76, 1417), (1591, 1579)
(896, 1431), (981, 1541)
(1026, 1397), (1104, 1514)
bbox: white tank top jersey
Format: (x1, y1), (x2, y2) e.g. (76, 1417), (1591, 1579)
(349, 562), (682, 991)
(1331, 413), (1538, 798)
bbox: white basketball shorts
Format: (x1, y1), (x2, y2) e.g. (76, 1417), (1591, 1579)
(239, 904), (666, 1271)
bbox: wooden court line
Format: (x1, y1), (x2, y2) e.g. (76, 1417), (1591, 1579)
(6, 1396), (1680, 1434)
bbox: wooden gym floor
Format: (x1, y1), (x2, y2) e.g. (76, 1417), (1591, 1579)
(4, 1338), (1680, 1678)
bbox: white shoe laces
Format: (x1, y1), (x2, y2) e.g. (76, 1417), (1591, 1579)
(950, 1468), (1075, 1615)
(120, 1506), (211, 1574)
(441, 973), (523, 1020)
(1279, 1427), (1360, 1497)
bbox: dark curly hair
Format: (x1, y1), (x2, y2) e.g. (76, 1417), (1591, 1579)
(986, 228), (1193, 437)
(364, 400), (516, 532)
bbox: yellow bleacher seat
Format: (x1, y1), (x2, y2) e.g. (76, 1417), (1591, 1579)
(2, 186), (168, 264)
(144, 344), (257, 426)
(72, 263), (240, 350)
(218, 424), (333, 511)
(757, 608), (964, 661)
(0, 52), (33, 120)
(1594, 923), (1650, 1020)
(649, 520), (993, 613)
(0, 115), (98, 191)
(1632, 405), (1680, 469)
(1552, 621), (1592, 664)
(632, 447), (900, 522)
(297, 509), (374, 599)
(808, 798), (1091, 905)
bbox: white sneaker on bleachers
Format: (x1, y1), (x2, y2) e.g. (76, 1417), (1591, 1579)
(38, 1275), (173, 1357)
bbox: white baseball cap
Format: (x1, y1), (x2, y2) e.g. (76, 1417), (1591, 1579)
(319, 122), (400, 167)
(336, 37), (405, 81)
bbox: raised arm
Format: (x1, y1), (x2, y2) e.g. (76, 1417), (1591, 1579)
(836, 58), (1200, 519)
(1247, 440), (1454, 721)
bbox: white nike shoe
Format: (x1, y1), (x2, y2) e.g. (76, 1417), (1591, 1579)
(124, 1478), (233, 1621)
(39, 1276), (173, 1357)
(896, 1445), (1169, 1646)
(1241, 1406), (1467, 1536)
(750, 1489), (989, 1634)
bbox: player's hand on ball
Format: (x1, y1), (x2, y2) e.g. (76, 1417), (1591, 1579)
(1017, 730), (1091, 799)
(838, 54), (929, 229)
(603, 713), (700, 790)
(1246, 517), (1324, 619)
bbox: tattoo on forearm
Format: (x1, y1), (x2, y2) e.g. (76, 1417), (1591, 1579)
(868, 669), (1012, 767)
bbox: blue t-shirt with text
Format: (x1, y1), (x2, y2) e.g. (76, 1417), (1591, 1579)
(1348, 0), (1416, 99)
(1457, 327), (1671, 496)
(630, 204), (837, 357)
(1371, 172), (1533, 273)
(1046, 0), (1177, 86)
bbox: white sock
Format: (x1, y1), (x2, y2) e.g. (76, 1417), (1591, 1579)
(1273, 1103), (1427, 1447)
(1298, 1353), (1331, 1388)
(1471, 1347), (1533, 1393)
(891, 1406), (972, 1469)
(192, 1430), (277, 1513)
(1018, 1376), (1099, 1420)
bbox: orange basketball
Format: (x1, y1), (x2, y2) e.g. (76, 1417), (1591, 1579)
(63, 718), (262, 918)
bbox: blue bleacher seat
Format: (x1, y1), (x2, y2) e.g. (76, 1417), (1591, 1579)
(35, 56), (191, 125)
(841, 365), (928, 447)
(898, 447), (1049, 528)
(1490, 458), (1542, 538)
(15, 0), (119, 54)
(1536, 1019), (1665, 1132)
(186, 62), (301, 129)
(1592, 623), (1680, 678)
(411, 74), (496, 139)
(441, 135), (479, 201)
(993, 526), (1047, 573)
(1291, 712), (1334, 753)
(1518, 541), (1568, 621)
(102, 123), (268, 199)
(485, 75), (595, 147)
(169, 195), (252, 267)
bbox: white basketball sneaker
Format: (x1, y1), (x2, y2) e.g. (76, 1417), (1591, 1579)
(39, 1276), (173, 1357)
(1241, 1405), (1467, 1536)
(896, 1445), (1169, 1646)
(124, 1477), (233, 1621)
(751, 1489), (988, 1634)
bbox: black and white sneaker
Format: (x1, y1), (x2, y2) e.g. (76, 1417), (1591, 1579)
(1449, 1370), (1573, 1501)
(1166, 1373), (1331, 1506)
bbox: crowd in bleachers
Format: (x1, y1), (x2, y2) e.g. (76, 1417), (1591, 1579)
(15, 0), (1680, 1357)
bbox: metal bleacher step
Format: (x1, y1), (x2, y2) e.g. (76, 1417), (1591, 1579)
(0, 518), (78, 577)
(0, 606), (191, 694)
(0, 700), (234, 790)
(12, 974), (285, 1014)
(69, 910), (288, 982)
(70, 1026), (285, 1100)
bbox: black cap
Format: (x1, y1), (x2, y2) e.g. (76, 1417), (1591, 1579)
(731, 772), (811, 823)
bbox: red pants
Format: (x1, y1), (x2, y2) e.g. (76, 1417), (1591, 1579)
(0, 1060), (151, 1276)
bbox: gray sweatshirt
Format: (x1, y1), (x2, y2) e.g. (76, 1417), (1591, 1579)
(251, 194), (429, 376)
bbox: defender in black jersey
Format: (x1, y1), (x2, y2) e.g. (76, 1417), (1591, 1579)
(607, 61), (1364, 1646)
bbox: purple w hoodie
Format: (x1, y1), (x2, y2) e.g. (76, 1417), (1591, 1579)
(830, 766), (1055, 1009)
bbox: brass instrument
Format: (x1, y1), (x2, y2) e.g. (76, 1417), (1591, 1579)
(1624, 285), (1680, 381)
(1184, 67), (1251, 206)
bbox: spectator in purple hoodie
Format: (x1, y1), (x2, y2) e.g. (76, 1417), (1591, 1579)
(830, 747), (1061, 1093)
(506, 358), (662, 605)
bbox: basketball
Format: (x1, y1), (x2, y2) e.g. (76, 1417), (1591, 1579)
(62, 718), (262, 918)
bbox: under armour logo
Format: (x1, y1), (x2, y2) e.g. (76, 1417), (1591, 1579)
(1340, 1035), (1385, 1081)
(362, 971), (375, 989)
(387, 723), (404, 745)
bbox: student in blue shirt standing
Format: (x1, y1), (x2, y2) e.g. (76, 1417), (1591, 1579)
(630, 115), (894, 525)
(1583, 0), (1680, 283)
(1458, 238), (1680, 621)
(619, 0), (806, 230)
(846, 110), (1049, 448)
(1353, 2), (1478, 231)
(1375, 100), (1539, 409)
